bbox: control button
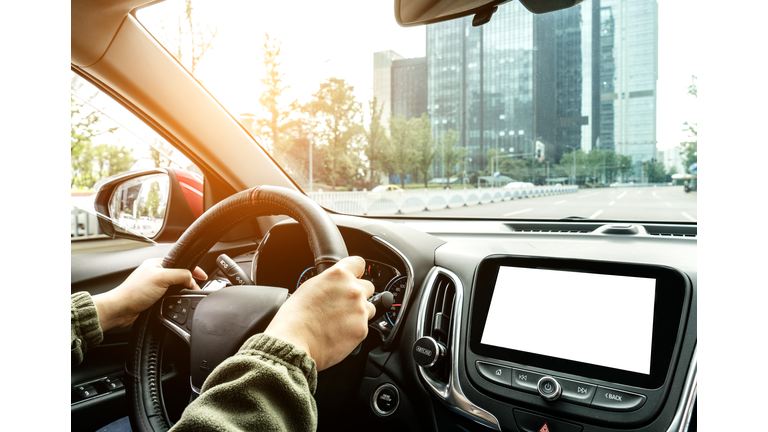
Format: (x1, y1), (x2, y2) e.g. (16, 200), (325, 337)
(74, 384), (98, 398)
(371, 383), (400, 417)
(537, 376), (562, 401)
(476, 362), (512, 387)
(512, 368), (546, 393)
(559, 378), (597, 406)
(103, 377), (124, 391)
(514, 409), (583, 432)
(163, 298), (190, 325)
(591, 387), (646, 411)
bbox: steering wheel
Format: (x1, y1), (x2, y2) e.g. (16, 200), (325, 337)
(125, 185), (348, 432)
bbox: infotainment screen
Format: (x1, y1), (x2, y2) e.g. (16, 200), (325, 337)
(469, 256), (690, 389)
(481, 266), (656, 375)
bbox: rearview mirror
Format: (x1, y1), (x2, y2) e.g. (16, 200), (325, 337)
(94, 167), (203, 243)
(394, 0), (585, 27)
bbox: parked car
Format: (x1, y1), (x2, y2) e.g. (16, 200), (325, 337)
(370, 184), (403, 193)
(70, 1), (698, 431)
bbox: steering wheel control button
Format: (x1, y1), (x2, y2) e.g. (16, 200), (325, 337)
(476, 361), (513, 387)
(558, 379), (597, 406)
(372, 383), (400, 417)
(537, 376), (562, 401)
(591, 387), (647, 411)
(412, 336), (445, 368)
(512, 368), (546, 393)
(163, 297), (191, 325)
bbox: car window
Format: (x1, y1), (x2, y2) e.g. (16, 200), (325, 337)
(136, 0), (696, 223)
(70, 71), (202, 253)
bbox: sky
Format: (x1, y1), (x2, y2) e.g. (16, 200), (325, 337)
(137, 0), (697, 152)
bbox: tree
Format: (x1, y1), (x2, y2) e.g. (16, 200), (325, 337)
(158, 0), (217, 75)
(385, 114), (416, 189)
(412, 114), (437, 188)
(257, 33), (298, 160)
(681, 75), (697, 172)
(363, 96), (389, 187)
(308, 78), (363, 190)
(71, 77), (120, 188)
(437, 130), (466, 187)
(645, 160), (666, 183)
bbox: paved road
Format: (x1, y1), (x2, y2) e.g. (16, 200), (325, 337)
(424, 186), (697, 222)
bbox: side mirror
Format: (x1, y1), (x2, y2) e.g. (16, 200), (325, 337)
(94, 168), (203, 243)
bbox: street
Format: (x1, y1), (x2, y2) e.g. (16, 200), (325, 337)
(423, 186), (697, 222)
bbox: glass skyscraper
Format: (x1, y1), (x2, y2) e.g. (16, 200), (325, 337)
(425, 0), (658, 179)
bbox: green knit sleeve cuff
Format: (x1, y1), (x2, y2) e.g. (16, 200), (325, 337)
(236, 333), (317, 393)
(71, 292), (103, 365)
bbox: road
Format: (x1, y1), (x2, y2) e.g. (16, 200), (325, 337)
(424, 186), (697, 222)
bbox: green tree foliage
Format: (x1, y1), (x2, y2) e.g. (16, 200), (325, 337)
(560, 149), (634, 185)
(437, 130), (466, 187)
(412, 114), (437, 188)
(257, 33), (298, 162)
(71, 78), (125, 188)
(645, 160), (667, 183)
(308, 78), (363, 190)
(385, 114), (417, 189)
(363, 96), (389, 187)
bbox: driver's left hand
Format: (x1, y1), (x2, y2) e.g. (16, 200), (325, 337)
(93, 258), (207, 332)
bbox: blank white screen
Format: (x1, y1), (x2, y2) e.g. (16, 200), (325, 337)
(480, 266), (656, 375)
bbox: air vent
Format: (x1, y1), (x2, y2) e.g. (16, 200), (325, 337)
(505, 222), (601, 234)
(644, 224), (697, 238)
(423, 272), (456, 383)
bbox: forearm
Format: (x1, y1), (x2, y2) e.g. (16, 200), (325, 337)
(170, 333), (318, 432)
(71, 292), (104, 366)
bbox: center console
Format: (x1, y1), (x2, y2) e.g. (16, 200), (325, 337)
(465, 255), (692, 429)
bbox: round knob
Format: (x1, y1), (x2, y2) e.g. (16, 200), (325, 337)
(412, 336), (445, 368)
(537, 376), (562, 401)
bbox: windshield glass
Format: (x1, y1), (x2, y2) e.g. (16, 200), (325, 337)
(137, 0), (696, 222)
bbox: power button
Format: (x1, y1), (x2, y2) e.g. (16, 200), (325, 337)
(537, 376), (562, 401)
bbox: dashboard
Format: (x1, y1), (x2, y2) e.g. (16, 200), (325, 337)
(248, 214), (697, 432)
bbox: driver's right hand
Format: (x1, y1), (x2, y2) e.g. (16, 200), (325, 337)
(263, 256), (376, 371)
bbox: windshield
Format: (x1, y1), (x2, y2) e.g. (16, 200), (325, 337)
(136, 0), (696, 223)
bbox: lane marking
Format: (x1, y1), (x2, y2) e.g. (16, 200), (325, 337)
(554, 200), (567, 205)
(617, 191), (628, 200)
(609, 201), (615, 206)
(589, 209), (604, 219)
(652, 192), (661, 199)
(503, 208), (533, 216)
(681, 212), (696, 222)
(665, 202), (672, 207)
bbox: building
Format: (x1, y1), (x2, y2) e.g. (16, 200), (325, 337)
(373, 50), (405, 127)
(392, 56), (428, 121)
(424, 0), (658, 178)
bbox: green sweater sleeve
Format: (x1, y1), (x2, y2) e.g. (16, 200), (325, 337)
(71, 292), (104, 366)
(170, 333), (318, 432)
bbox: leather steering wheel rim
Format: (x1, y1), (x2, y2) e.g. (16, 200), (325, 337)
(126, 185), (348, 432)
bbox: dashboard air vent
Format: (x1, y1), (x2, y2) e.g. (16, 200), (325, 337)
(505, 222), (601, 234)
(644, 224), (697, 238)
(423, 272), (456, 383)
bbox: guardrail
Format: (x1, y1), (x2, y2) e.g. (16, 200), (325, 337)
(308, 185), (578, 216)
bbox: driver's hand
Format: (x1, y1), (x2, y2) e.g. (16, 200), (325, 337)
(92, 258), (207, 332)
(264, 256), (376, 371)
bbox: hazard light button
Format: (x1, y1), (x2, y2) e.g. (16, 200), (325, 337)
(513, 409), (582, 432)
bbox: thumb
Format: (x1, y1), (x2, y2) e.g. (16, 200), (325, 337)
(330, 256), (366, 278)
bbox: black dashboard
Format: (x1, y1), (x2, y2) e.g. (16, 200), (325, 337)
(248, 214), (697, 432)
